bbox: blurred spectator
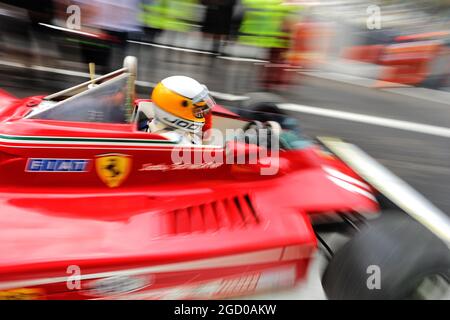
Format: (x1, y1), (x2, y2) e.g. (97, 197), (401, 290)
(237, 0), (299, 89)
(1, 0), (55, 27)
(139, 0), (162, 42)
(238, 0), (296, 49)
(201, 0), (236, 55)
(53, 0), (141, 71)
(229, 0), (244, 41)
(0, 0), (56, 64)
(140, 0), (198, 34)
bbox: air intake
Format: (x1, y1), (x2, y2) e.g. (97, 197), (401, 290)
(166, 194), (259, 235)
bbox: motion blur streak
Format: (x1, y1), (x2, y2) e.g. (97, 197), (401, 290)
(279, 103), (450, 138)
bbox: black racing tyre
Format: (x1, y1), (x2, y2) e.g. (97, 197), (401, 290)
(322, 212), (450, 300)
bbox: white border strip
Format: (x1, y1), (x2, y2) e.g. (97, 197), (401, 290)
(38, 23), (100, 38)
(127, 40), (215, 55)
(279, 103), (450, 138)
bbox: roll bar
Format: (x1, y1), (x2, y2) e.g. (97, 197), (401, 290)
(44, 56), (138, 102)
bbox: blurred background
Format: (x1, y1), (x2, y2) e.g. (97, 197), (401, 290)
(0, 0), (449, 93)
(0, 0), (449, 300)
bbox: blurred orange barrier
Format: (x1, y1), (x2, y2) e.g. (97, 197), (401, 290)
(288, 22), (333, 69)
(377, 40), (442, 86)
(341, 45), (384, 64)
(395, 31), (450, 42)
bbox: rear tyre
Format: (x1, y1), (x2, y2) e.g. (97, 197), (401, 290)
(322, 212), (450, 299)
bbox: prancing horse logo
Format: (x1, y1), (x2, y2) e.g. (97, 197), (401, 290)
(95, 154), (132, 188)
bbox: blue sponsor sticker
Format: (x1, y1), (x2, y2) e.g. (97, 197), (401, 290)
(26, 159), (90, 172)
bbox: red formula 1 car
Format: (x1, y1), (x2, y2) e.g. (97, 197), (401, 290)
(0, 57), (448, 300)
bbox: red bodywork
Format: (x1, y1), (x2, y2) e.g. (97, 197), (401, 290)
(0, 91), (378, 299)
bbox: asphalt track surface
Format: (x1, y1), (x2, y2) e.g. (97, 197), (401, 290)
(1, 62), (449, 300)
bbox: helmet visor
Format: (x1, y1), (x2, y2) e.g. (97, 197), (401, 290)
(192, 88), (215, 118)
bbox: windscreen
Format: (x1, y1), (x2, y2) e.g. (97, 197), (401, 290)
(29, 74), (130, 123)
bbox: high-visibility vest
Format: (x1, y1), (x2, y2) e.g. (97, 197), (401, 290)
(238, 0), (299, 48)
(140, 0), (198, 32)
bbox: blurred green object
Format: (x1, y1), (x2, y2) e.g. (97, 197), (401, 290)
(238, 0), (300, 48)
(140, 0), (199, 32)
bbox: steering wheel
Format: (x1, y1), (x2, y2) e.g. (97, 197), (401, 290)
(243, 120), (265, 131)
(242, 120), (285, 149)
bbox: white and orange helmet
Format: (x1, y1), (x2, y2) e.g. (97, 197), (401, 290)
(151, 76), (215, 133)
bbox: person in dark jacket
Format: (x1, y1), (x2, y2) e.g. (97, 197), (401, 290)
(201, 0), (236, 55)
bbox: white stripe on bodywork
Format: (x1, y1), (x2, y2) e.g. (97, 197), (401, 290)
(0, 144), (181, 151)
(327, 175), (377, 202)
(0, 135), (223, 149)
(0, 246), (311, 290)
(323, 166), (372, 191)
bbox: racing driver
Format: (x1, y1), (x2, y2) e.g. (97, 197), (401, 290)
(147, 76), (215, 144)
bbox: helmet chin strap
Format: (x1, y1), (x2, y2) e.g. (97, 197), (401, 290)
(153, 105), (204, 133)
